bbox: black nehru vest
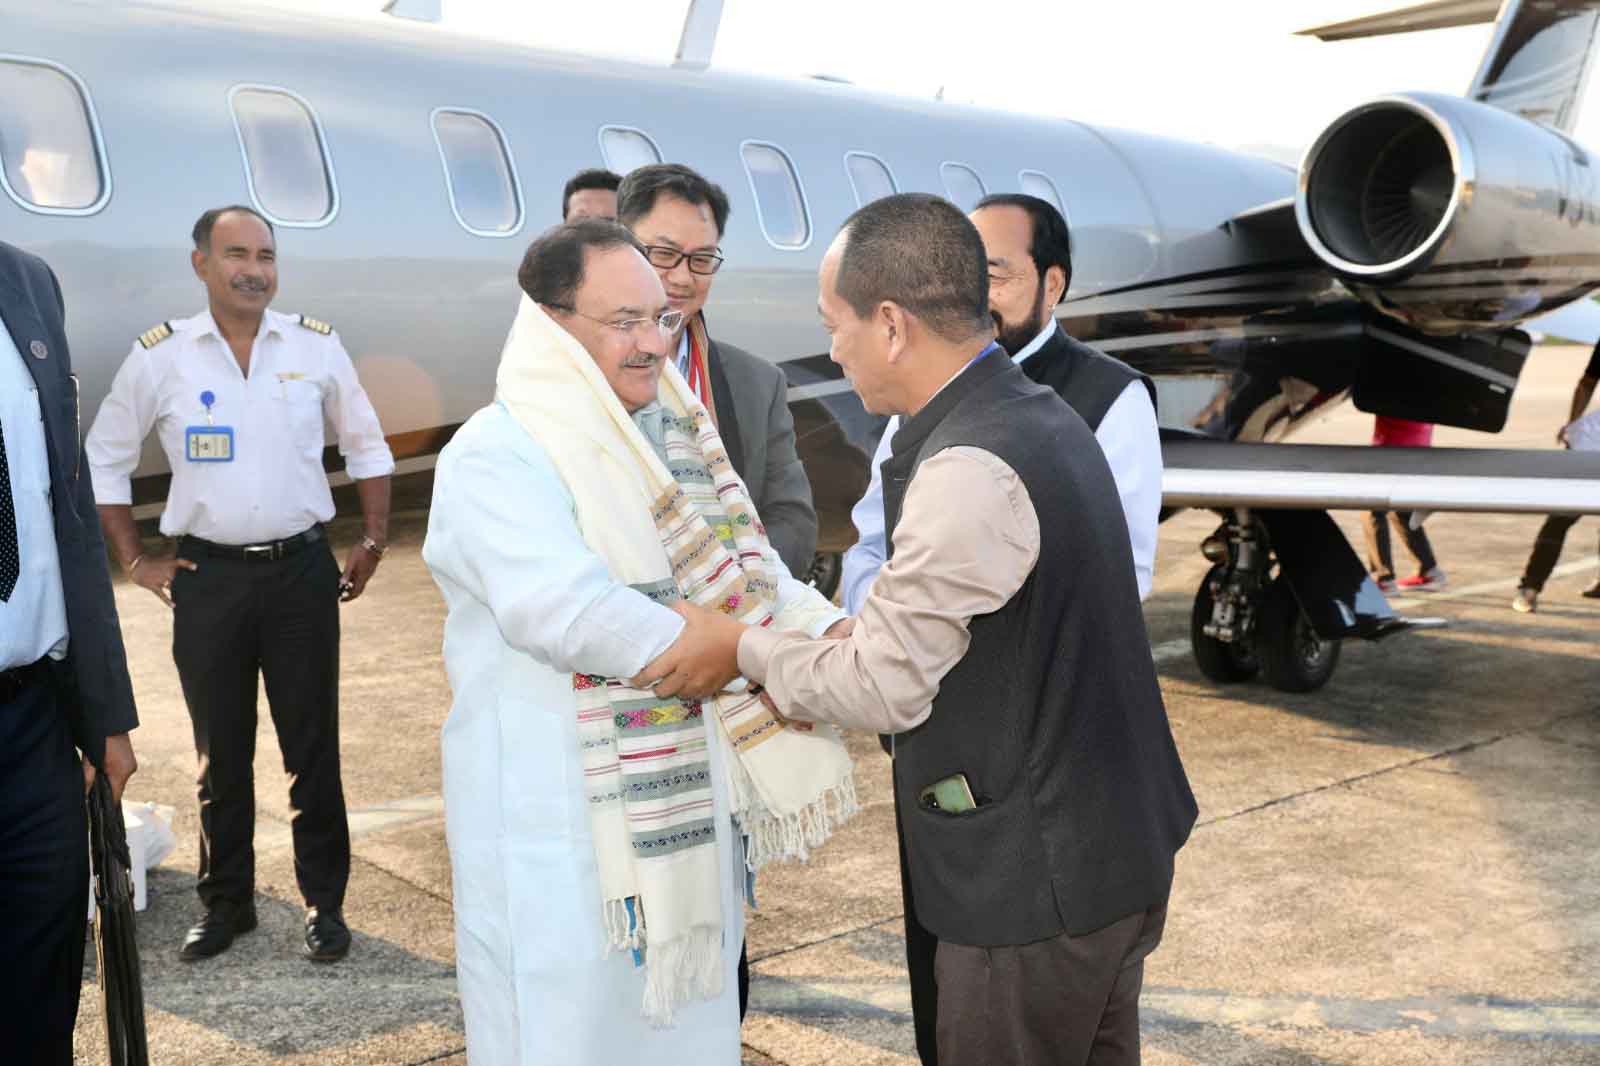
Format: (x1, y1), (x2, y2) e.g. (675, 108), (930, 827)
(881, 350), (1196, 946)
(1021, 323), (1155, 431)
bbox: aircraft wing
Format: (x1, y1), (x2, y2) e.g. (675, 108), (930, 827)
(1163, 440), (1600, 514)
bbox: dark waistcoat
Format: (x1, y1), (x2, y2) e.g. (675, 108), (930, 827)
(881, 350), (1195, 947)
(1021, 323), (1155, 431)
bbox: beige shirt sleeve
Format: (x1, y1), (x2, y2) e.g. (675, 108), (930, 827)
(737, 445), (1040, 733)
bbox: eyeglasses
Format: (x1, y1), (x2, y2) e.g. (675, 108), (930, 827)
(643, 245), (725, 276)
(547, 304), (686, 338)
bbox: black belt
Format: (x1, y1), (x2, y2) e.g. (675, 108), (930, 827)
(180, 525), (325, 562)
(0, 657), (49, 703)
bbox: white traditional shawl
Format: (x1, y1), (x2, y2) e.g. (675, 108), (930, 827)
(495, 296), (858, 1024)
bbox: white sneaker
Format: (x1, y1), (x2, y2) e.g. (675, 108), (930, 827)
(1511, 587), (1538, 613)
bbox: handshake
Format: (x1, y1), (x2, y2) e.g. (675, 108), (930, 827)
(630, 602), (854, 700)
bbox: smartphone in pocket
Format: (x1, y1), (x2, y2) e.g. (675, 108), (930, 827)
(918, 772), (977, 814)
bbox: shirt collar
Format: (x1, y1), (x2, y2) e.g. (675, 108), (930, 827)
(1010, 320), (1057, 366)
(193, 307), (284, 343)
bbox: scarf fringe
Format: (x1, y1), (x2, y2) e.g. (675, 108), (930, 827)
(640, 924), (724, 1028)
(740, 775), (861, 872)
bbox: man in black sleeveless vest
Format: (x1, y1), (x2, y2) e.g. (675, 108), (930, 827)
(721, 194), (1198, 1065)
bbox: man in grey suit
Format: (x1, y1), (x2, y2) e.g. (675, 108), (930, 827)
(617, 164), (818, 579)
(1, 239), (140, 1062)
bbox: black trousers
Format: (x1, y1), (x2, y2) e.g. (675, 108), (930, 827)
(171, 539), (349, 911)
(0, 664), (88, 1064)
(1363, 509), (1437, 580)
(1520, 514), (1591, 591)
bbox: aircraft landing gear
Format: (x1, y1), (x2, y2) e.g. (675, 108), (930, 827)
(1189, 509), (1341, 694)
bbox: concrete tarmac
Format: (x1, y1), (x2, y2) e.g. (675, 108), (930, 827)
(73, 346), (1599, 1065)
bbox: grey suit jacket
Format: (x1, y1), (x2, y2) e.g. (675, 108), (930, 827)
(706, 336), (818, 578)
(0, 240), (138, 768)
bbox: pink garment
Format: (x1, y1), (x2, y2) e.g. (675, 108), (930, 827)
(1372, 416), (1434, 448)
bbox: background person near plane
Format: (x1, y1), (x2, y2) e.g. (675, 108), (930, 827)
(617, 163), (819, 580)
(1512, 341), (1600, 612)
(421, 220), (853, 1063)
(562, 167), (622, 221)
(0, 240), (139, 1064)
(1363, 415), (1446, 592)
(840, 193), (1160, 615)
(85, 205), (395, 964)
(663, 193), (1196, 1066)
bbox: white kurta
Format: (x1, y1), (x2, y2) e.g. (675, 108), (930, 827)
(423, 402), (837, 1064)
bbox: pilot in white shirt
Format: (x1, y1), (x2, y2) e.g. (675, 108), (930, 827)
(85, 204), (393, 966)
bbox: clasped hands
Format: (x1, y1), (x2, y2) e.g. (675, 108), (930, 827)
(630, 601), (854, 700)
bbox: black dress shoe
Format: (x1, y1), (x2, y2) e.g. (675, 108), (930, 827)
(304, 907), (351, 962)
(179, 901), (258, 961)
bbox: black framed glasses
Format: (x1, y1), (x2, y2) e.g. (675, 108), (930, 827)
(643, 244), (725, 276)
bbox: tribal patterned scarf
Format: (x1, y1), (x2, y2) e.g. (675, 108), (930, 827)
(495, 296), (857, 1025)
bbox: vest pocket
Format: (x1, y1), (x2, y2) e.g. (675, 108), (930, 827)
(902, 789), (1053, 945)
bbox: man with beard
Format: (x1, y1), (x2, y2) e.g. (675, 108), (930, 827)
(617, 164), (817, 580)
(87, 204), (394, 964)
(836, 193), (1162, 1065)
(842, 193), (1160, 614)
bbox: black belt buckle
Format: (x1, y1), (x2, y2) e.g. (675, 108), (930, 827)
(243, 542), (282, 562)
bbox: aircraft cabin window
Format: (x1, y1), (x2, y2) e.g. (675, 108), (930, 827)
(229, 86), (337, 226)
(940, 163), (987, 212)
(844, 151), (897, 207)
(598, 126), (662, 175)
(0, 57), (109, 214)
(1018, 170), (1065, 214)
(432, 109), (523, 236)
(741, 141), (811, 249)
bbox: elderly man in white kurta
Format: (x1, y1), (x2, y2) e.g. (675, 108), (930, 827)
(423, 220), (856, 1064)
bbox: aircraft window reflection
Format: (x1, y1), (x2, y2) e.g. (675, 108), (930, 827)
(599, 127), (662, 175)
(230, 87), (335, 225)
(1019, 170), (1065, 214)
(0, 60), (105, 212)
(433, 110), (522, 236)
(845, 152), (897, 207)
(741, 142), (810, 249)
(940, 163), (987, 212)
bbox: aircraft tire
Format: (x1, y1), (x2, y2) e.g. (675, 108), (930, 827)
(1189, 566), (1260, 683)
(1256, 578), (1341, 693)
(807, 551), (843, 600)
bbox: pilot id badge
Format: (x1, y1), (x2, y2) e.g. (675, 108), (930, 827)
(186, 389), (235, 462)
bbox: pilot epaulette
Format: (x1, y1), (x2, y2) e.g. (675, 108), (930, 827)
(298, 315), (332, 336)
(137, 322), (173, 349)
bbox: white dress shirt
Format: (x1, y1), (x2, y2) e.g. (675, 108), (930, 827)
(840, 322), (1162, 613)
(87, 308), (395, 545)
(0, 322), (69, 669)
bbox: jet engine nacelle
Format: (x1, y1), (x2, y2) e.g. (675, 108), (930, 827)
(1296, 91), (1600, 332)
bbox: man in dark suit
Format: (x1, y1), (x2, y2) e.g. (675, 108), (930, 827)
(616, 163), (818, 579)
(0, 239), (140, 1062)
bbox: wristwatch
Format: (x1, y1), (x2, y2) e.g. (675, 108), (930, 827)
(359, 535), (387, 558)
